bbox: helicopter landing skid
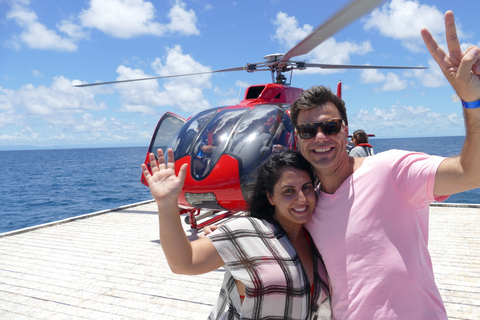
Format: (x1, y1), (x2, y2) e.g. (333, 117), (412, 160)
(180, 208), (237, 229)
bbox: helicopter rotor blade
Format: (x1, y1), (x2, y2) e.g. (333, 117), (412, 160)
(280, 0), (386, 63)
(303, 63), (427, 70)
(73, 66), (248, 87)
(74, 0), (428, 88)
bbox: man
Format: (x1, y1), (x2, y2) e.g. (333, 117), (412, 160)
(289, 11), (480, 319)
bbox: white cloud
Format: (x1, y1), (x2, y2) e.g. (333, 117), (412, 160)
(114, 45), (212, 114)
(0, 109), (23, 128)
(360, 69), (386, 84)
(416, 59), (448, 88)
(212, 80), (247, 106)
(79, 0), (199, 39)
(0, 127), (39, 143)
(6, 1), (79, 51)
(151, 45), (211, 84)
(0, 44), (213, 147)
(4, 0), (198, 51)
(451, 94), (461, 103)
(0, 87), (15, 112)
(72, 113), (108, 132)
(31, 69), (43, 77)
(0, 75), (155, 146)
(273, 11), (312, 49)
(58, 18), (88, 40)
(167, 0), (200, 35)
(235, 80), (250, 89)
(272, 11), (372, 74)
(217, 97), (241, 107)
(214, 86), (236, 97)
(20, 76), (106, 116)
(349, 104), (464, 137)
(363, 0), (467, 52)
(114, 65), (160, 115)
(360, 69), (407, 92)
(0, 76), (105, 128)
(379, 73), (407, 92)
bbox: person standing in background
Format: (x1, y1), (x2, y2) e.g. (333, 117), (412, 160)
(349, 129), (374, 157)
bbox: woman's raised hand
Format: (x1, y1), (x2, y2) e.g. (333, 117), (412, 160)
(141, 148), (188, 204)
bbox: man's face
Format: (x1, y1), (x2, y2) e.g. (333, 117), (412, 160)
(296, 102), (349, 175)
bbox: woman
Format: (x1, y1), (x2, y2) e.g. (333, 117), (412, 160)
(141, 149), (330, 319)
(349, 129), (374, 157)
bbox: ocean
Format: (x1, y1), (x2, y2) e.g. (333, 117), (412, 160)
(1, 136), (479, 234)
(0, 147), (152, 234)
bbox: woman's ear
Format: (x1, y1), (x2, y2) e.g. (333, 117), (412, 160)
(266, 190), (275, 206)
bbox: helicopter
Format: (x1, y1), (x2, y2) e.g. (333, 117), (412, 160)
(76, 0), (425, 229)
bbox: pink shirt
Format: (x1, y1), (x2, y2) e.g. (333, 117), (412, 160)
(306, 150), (448, 319)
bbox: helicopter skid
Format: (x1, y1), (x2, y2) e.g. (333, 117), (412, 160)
(180, 208), (237, 229)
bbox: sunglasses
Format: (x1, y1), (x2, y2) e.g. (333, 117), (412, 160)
(295, 119), (345, 139)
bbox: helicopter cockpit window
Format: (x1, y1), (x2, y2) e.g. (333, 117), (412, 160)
(169, 110), (216, 161)
(229, 106), (291, 180)
(192, 109), (246, 179)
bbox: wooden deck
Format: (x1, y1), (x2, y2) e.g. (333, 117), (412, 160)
(0, 201), (479, 319)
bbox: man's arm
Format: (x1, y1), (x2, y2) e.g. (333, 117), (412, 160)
(421, 11), (480, 196)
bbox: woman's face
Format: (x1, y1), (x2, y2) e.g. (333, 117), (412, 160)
(267, 166), (316, 230)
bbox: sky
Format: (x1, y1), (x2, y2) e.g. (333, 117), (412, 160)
(1, 0), (479, 150)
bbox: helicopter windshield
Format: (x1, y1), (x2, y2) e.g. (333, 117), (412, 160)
(168, 104), (294, 187)
(228, 105), (292, 183)
(191, 108), (246, 179)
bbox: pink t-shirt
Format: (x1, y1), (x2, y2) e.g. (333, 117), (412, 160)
(306, 149), (449, 319)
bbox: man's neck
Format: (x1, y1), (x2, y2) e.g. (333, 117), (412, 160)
(316, 156), (363, 194)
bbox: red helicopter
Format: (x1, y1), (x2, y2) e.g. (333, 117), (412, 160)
(138, 80), (339, 228)
(76, 0), (425, 228)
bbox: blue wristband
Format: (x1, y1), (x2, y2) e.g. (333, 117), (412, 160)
(461, 99), (480, 109)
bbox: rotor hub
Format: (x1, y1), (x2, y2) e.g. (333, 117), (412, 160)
(263, 53), (285, 62)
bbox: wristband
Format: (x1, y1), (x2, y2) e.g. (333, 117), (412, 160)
(461, 99), (480, 109)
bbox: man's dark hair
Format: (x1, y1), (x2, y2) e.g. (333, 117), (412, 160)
(290, 85), (348, 127)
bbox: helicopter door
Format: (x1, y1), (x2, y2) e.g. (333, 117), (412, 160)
(147, 112), (186, 156)
(141, 112), (186, 186)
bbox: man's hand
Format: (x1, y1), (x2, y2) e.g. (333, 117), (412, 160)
(421, 11), (480, 102)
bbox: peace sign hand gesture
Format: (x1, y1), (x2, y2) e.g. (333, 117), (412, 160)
(421, 11), (480, 102)
(141, 148), (188, 205)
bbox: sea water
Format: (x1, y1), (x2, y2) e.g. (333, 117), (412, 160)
(0, 147), (152, 233)
(368, 135), (480, 204)
(0, 136), (478, 234)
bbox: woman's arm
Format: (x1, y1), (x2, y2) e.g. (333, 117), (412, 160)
(141, 148), (224, 275)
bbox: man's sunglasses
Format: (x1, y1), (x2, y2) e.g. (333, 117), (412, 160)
(295, 119), (345, 139)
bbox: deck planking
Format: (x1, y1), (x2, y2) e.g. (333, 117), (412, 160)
(0, 201), (479, 319)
